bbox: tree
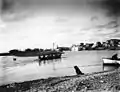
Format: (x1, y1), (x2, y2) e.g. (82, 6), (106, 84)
(33, 48), (39, 52)
(96, 42), (102, 47)
(25, 48), (32, 52)
(80, 43), (84, 46)
(9, 49), (19, 54)
(39, 49), (44, 52)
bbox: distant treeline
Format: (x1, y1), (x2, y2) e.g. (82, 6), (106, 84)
(0, 47), (69, 56)
(8, 48), (54, 56)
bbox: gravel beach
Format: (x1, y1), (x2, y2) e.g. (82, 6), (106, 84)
(0, 68), (120, 92)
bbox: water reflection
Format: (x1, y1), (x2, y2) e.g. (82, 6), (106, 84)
(103, 64), (120, 71)
(37, 59), (62, 71)
(37, 59), (61, 66)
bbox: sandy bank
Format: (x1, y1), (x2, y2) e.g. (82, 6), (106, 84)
(0, 68), (120, 92)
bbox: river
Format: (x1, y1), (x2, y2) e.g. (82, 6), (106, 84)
(0, 50), (120, 85)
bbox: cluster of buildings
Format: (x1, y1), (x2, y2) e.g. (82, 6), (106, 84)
(71, 39), (120, 51)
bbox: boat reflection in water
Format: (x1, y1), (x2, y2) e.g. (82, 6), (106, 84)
(37, 58), (62, 67)
(103, 63), (120, 71)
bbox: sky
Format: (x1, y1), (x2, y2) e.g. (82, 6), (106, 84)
(0, 0), (120, 52)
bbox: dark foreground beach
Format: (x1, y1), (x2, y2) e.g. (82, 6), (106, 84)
(0, 68), (120, 92)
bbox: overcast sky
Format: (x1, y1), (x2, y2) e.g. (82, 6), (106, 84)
(0, 0), (120, 52)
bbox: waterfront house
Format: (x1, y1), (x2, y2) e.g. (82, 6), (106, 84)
(71, 45), (79, 51)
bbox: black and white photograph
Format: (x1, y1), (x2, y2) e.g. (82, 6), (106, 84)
(0, 0), (120, 91)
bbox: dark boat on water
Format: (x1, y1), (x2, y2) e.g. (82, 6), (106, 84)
(38, 50), (63, 60)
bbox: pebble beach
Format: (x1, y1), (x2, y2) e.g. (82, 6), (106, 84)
(0, 67), (120, 92)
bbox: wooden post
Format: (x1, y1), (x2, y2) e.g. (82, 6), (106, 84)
(74, 66), (84, 75)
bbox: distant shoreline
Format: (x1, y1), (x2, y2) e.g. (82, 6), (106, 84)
(0, 50), (63, 57)
(0, 49), (119, 56)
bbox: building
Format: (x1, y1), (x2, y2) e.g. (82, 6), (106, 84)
(71, 45), (79, 51)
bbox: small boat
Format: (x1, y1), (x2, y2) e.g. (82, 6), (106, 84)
(102, 53), (120, 65)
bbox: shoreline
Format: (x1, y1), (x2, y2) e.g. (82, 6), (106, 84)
(0, 49), (120, 56)
(0, 68), (120, 92)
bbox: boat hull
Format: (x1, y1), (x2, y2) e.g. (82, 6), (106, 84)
(102, 58), (120, 65)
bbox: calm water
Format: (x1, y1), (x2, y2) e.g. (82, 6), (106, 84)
(0, 50), (120, 85)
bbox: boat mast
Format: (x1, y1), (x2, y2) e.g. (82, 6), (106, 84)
(53, 42), (55, 50)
